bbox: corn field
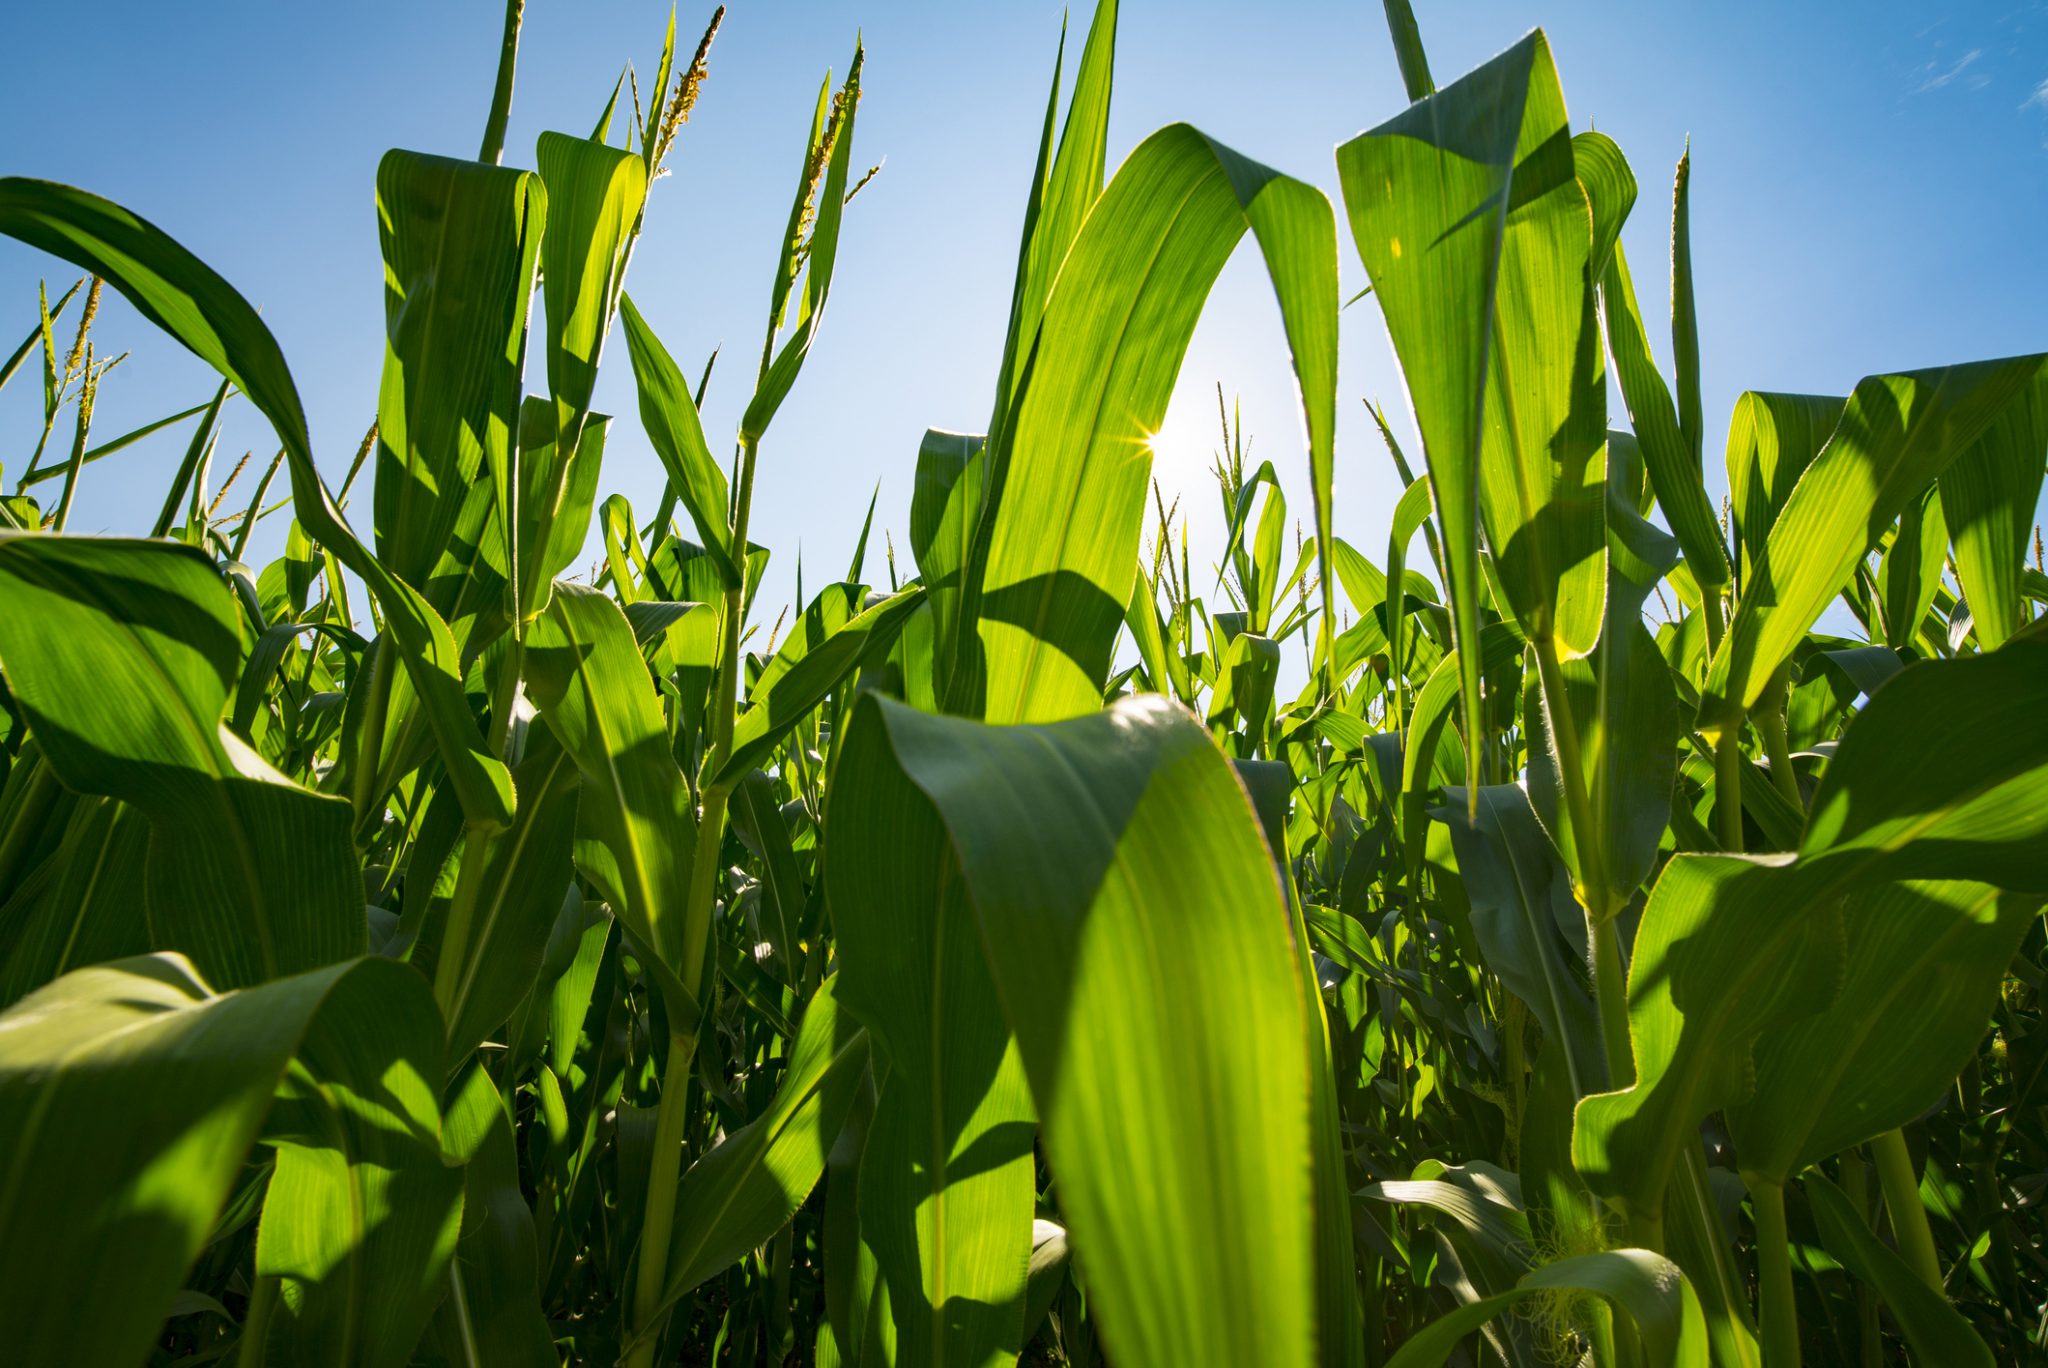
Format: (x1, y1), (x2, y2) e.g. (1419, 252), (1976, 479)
(1, 2), (2044, 1365)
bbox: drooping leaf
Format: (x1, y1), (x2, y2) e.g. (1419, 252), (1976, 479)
(1702, 356), (2046, 729)
(837, 693), (1334, 1367)
(524, 582), (700, 1023)
(962, 123), (1337, 725)
(651, 976), (869, 1311)
(1382, 1249), (1709, 1368)
(1338, 31), (1608, 801)
(1939, 369), (2047, 648)
(0, 175), (515, 827)
(0, 535), (360, 986)
(0, 954), (448, 1368)
(1576, 639), (2048, 1228)
(1804, 1172), (1996, 1368)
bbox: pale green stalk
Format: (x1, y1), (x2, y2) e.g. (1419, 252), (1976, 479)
(1872, 1128), (1943, 1292)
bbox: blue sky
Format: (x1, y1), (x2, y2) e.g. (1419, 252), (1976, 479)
(4, 0), (2045, 628)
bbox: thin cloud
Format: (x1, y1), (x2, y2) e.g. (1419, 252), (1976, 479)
(2025, 77), (2048, 110)
(1916, 48), (1983, 92)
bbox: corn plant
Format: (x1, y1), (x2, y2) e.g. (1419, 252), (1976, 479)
(0, 2), (2043, 1366)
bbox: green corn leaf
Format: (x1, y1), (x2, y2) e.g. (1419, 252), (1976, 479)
(537, 132), (644, 453)
(1385, 474), (1433, 690)
(1804, 1172), (1996, 1368)
(1939, 369), (2047, 648)
(825, 705), (1037, 1367)
(1729, 879), (2039, 1184)
(1575, 638), (2048, 1229)
(0, 175), (516, 828)
(0, 954), (449, 1368)
(965, 123), (1337, 724)
(524, 581), (701, 1024)
(435, 1062), (557, 1368)
(990, 0), (1117, 431)
(1526, 487), (1683, 903)
(0, 535), (360, 986)
(835, 692), (1339, 1367)
(620, 293), (736, 584)
(1363, 1161), (1536, 1307)
(1586, 132), (1730, 589)
(0, 795), (149, 1006)
(648, 976), (869, 1313)
(1383, 1249), (1709, 1368)
(247, 956), (464, 1367)
(1702, 355), (2046, 729)
(515, 400), (610, 624)
(17, 396), (213, 489)
(1338, 31), (1608, 801)
(1380, 0), (1435, 101)
(1671, 147), (1704, 475)
(1723, 390), (1843, 588)
(714, 583), (925, 788)
(910, 428), (984, 705)
(372, 150), (545, 618)
(1879, 485), (1947, 651)
(1438, 784), (1604, 1096)
(436, 729), (581, 1057)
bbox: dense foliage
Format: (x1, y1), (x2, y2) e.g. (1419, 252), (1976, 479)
(0, 3), (2043, 1365)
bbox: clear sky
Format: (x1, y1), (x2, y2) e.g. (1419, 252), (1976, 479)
(4, 1), (2044, 630)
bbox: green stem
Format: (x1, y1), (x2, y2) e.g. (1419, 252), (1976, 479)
(1871, 1128), (1943, 1292)
(446, 1260), (482, 1368)
(1701, 579), (1728, 659)
(239, 1275), (277, 1366)
(627, 432), (760, 1366)
(1840, 1153), (1883, 1367)
(1749, 1177), (1800, 1367)
(348, 636), (396, 828)
(476, 0), (525, 165)
(1591, 915), (1633, 1090)
(1757, 666), (1801, 807)
(626, 1032), (697, 1368)
(51, 374), (93, 533)
(1715, 723), (1746, 853)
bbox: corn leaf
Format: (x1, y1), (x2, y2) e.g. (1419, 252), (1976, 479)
(1939, 369), (2047, 648)
(1729, 879), (2039, 1183)
(1338, 31), (1608, 796)
(0, 954), (447, 1367)
(372, 151), (544, 616)
(825, 702), (1037, 1367)
(620, 293), (736, 584)
(1576, 638), (2048, 1227)
(0, 535), (360, 986)
(0, 175), (516, 827)
(967, 123), (1337, 724)
(1382, 1249), (1709, 1368)
(1702, 355), (2046, 728)
(248, 954), (463, 1367)
(651, 976), (869, 1311)
(714, 582), (924, 788)
(524, 582), (701, 1024)
(838, 693), (1332, 1367)
(1804, 1172), (1996, 1368)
